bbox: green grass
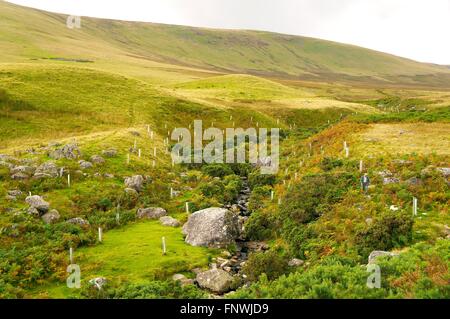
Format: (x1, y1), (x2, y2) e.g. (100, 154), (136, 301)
(30, 220), (215, 298)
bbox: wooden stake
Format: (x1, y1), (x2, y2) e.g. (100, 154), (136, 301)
(413, 197), (418, 216)
(98, 227), (103, 242)
(185, 202), (190, 214)
(162, 237), (167, 255)
(67, 174), (71, 188)
(69, 247), (73, 264)
(271, 191), (274, 201)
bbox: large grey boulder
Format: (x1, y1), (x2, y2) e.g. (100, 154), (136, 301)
(124, 175), (144, 192)
(42, 209), (61, 224)
(137, 207), (167, 219)
(182, 208), (240, 248)
(196, 269), (234, 294)
(49, 143), (81, 160)
(25, 195), (50, 215)
(34, 161), (59, 179)
(368, 251), (399, 264)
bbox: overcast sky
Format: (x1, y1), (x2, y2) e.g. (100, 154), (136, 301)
(6, 0), (450, 65)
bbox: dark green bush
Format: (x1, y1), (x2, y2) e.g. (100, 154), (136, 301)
(201, 164), (234, 178)
(242, 249), (290, 282)
(355, 211), (414, 258)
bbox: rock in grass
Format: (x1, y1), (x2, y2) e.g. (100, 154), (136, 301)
(34, 161), (59, 179)
(368, 251), (399, 264)
(137, 207), (167, 219)
(25, 195), (50, 215)
(102, 149), (117, 158)
(42, 209), (61, 224)
(67, 217), (90, 226)
(288, 258), (305, 267)
(90, 155), (105, 165)
(437, 167), (450, 177)
(196, 269), (234, 294)
(124, 175), (144, 192)
(124, 188), (138, 196)
(172, 274), (194, 286)
(8, 190), (22, 197)
(89, 277), (107, 290)
(11, 165), (35, 179)
(79, 160), (93, 169)
(49, 143), (81, 160)
(182, 208), (240, 248)
(160, 216), (181, 227)
(383, 177), (400, 185)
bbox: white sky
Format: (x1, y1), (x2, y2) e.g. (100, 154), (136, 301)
(6, 0), (450, 65)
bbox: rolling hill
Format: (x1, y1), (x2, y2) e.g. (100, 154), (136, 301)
(1, 0), (450, 87)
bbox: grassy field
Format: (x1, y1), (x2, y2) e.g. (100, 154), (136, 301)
(31, 220), (215, 299)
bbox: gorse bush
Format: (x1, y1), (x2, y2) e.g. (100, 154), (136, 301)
(242, 248), (290, 282)
(81, 281), (207, 299)
(355, 211), (414, 258)
(201, 163), (234, 178)
(280, 173), (355, 225)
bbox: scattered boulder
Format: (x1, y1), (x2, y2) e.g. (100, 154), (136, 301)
(160, 216), (181, 227)
(89, 277), (107, 290)
(42, 209), (61, 224)
(383, 177), (400, 185)
(437, 167), (450, 177)
(421, 165), (436, 176)
(393, 159), (413, 166)
(25, 195), (50, 215)
(288, 258), (305, 267)
(406, 177), (422, 186)
(8, 190), (22, 197)
(27, 207), (40, 216)
(67, 217), (90, 226)
(124, 175), (144, 192)
(34, 161), (59, 179)
(79, 160), (93, 169)
(377, 170), (393, 178)
(102, 149), (117, 158)
(11, 172), (29, 180)
(11, 165), (35, 179)
(172, 274), (194, 286)
(49, 143), (81, 160)
(104, 173), (115, 179)
(365, 218), (373, 225)
(137, 207), (167, 219)
(0, 161), (14, 169)
(90, 155), (105, 165)
(368, 251), (399, 264)
(389, 205), (400, 211)
(196, 269), (234, 294)
(124, 188), (138, 196)
(182, 208), (240, 248)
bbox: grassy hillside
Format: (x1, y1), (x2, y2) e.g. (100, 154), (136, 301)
(1, 1), (450, 87)
(0, 0), (449, 301)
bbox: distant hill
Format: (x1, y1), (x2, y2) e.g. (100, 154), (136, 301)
(1, 1), (450, 88)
